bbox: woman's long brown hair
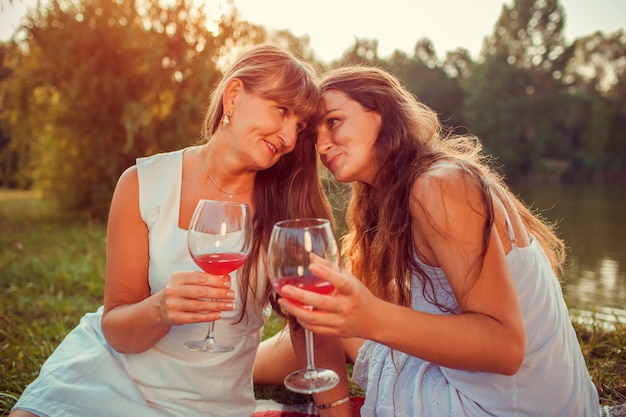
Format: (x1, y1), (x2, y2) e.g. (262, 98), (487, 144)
(320, 66), (565, 309)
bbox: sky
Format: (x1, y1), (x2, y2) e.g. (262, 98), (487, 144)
(1, 0), (625, 63)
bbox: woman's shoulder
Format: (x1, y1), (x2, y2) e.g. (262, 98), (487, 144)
(410, 161), (485, 220)
(412, 162), (474, 198)
(113, 165), (139, 196)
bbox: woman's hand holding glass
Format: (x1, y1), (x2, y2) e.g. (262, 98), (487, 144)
(277, 254), (376, 340)
(184, 199), (252, 353)
(267, 218), (341, 394)
(158, 270), (235, 327)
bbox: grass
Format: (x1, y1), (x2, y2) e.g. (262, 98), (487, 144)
(0, 189), (624, 415)
(0, 190), (108, 413)
(575, 318), (626, 405)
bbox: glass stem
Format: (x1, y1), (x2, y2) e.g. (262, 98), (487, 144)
(204, 322), (216, 346)
(304, 329), (316, 372)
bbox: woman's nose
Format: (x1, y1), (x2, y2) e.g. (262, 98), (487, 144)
(316, 130), (332, 154)
(280, 121), (299, 150)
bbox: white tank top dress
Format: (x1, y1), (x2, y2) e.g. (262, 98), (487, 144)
(351, 194), (599, 417)
(13, 149), (270, 417)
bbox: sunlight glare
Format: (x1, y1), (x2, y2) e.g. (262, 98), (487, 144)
(303, 229), (312, 253)
(195, 0), (231, 37)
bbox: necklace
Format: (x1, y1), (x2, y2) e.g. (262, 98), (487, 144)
(201, 146), (251, 199)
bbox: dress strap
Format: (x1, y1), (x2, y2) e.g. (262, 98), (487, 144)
(491, 191), (517, 244)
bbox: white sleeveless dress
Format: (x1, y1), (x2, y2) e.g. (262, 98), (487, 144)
(351, 197), (599, 417)
(13, 149), (270, 417)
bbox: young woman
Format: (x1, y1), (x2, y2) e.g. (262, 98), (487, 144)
(256, 66), (600, 417)
(10, 45), (342, 417)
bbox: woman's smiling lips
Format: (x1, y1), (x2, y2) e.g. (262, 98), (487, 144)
(264, 140), (278, 154)
(323, 153), (339, 171)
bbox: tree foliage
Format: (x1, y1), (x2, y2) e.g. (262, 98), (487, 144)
(464, 0), (567, 179)
(386, 40), (466, 134)
(561, 30), (626, 177)
(0, 0), (625, 218)
(1, 0), (263, 218)
(334, 37), (381, 67)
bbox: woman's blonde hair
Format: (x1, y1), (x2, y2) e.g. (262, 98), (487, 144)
(202, 45), (332, 319)
(203, 44), (321, 137)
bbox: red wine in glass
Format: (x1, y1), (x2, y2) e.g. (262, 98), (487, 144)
(186, 200), (252, 353)
(192, 252), (249, 276)
(267, 218), (341, 394)
(272, 275), (335, 308)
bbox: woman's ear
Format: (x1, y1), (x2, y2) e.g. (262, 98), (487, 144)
(222, 78), (243, 112)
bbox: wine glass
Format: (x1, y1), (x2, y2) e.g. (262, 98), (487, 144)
(267, 218), (341, 394)
(186, 199), (252, 353)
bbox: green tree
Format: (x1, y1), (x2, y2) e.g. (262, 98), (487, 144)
(466, 0), (568, 179)
(387, 40), (465, 133)
(482, 0), (566, 70)
(464, 53), (536, 178)
(1, 0), (261, 218)
(559, 30), (626, 177)
(0, 43), (19, 187)
(442, 48), (474, 82)
(264, 29), (319, 64)
(334, 38), (381, 67)
(606, 52), (626, 173)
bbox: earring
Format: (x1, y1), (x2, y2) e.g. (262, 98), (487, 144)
(222, 111), (231, 127)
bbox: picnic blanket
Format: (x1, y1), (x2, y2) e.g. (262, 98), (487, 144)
(253, 397), (364, 417)
(601, 403), (626, 417)
(253, 398), (626, 417)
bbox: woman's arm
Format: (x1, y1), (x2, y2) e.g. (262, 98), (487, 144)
(278, 169), (525, 375)
(101, 166), (235, 353)
(254, 329), (353, 416)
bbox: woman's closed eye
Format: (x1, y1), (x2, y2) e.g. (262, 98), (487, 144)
(278, 106), (307, 132)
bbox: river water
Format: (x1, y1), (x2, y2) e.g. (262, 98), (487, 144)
(512, 182), (626, 321)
